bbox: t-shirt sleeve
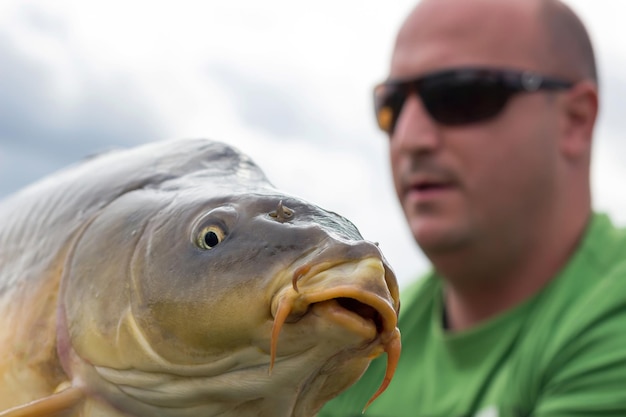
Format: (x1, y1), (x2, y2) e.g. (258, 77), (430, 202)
(534, 264), (626, 416)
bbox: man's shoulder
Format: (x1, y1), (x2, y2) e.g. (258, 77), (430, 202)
(527, 258), (626, 415)
(526, 214), (626, 351)
(558, 257), (626, 328)
(579, 212), (626, 274)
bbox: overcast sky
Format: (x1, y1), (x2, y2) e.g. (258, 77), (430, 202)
(0, 0), (625, 288)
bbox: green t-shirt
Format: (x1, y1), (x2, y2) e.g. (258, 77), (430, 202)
(319, 213), (626, 417)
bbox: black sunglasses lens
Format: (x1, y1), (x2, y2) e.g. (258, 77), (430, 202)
(374, 74), (520, 134)
(374, 84), (407, 134)
(421, 78), (512, 125)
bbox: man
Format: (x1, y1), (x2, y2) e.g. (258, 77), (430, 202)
(319, 0), (626, 416)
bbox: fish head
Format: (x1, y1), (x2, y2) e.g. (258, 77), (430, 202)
(58, 151), (400, 417)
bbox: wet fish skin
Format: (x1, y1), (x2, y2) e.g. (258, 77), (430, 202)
(0, 138), (400, 417)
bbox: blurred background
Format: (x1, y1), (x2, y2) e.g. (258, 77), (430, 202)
(1, 0), (624, 288)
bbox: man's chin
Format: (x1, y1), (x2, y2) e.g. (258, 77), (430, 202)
(410, 218), (470, 254)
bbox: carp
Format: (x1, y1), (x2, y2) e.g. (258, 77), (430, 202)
(0, 138), (400, 417)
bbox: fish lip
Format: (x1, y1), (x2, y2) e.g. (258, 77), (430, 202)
(272, 258), (399, 338)
(268, 256), (401, 409)
(270, 282), (399, 348)
(295, 286), (398, 338)
(269, 279), (402, 411)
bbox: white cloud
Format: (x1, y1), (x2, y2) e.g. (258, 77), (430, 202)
(0, 0), (624, 289)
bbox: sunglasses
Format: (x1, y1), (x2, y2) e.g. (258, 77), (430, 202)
(373, 68), (575, 134)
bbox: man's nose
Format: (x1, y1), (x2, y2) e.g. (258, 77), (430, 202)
(391, 94), (442, 154)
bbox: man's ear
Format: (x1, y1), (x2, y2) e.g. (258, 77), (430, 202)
(559, 80), (598, 159)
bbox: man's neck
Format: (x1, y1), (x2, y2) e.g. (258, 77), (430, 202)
(433, 210), (591, 332)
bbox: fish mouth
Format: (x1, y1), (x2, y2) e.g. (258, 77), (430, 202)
(334, 297), (385, 333)
(269, 257), (401, 409)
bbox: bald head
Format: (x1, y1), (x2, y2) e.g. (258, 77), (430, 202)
(393, 0), (597, 84)
(540, 0), (597, 83)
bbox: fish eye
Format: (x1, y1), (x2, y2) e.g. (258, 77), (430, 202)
(196, 225), (226, 250)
